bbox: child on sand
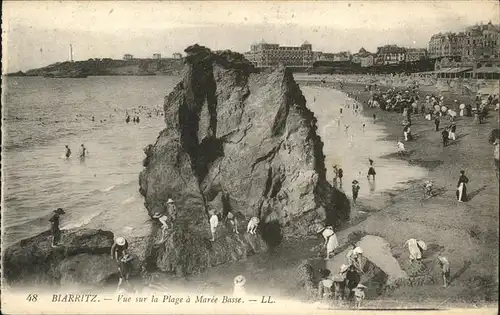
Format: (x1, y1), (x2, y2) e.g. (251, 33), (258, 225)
(352, 180), (360, 204)
(437, 252), (451, 288)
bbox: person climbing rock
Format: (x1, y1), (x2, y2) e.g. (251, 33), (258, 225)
(209, 210), (219, 242)
(49, 208), (65, 247)
(246, 216), (260, 235)
(166, 198), (177, 222)
(111, 237), (129, 261)
(225, 211), (239, 235)
(117, 253), (135, 292)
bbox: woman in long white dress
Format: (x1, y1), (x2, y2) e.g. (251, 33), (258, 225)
(318, 226), (339, 259)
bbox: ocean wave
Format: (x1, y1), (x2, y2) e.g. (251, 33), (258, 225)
(121, 196), (136, 204)
(100, 185), (116, 192)
(62, 210), (104, 230)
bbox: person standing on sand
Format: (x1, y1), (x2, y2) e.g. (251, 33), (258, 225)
(441, 128), (449, 147)
(437, 252), (451, 288)
(362, 123), (365, 132)
(435, 116), (440, 131)
(372, 113), (376, 123)
(456, 170), (469, 202)
(338, 167), (344, 186)
(367, 159), (376, 181)
(352, 180), (360, 204)
(49, 208), (65, 247)
(449, 123), (457, 141)
(64, 145), (71, 158)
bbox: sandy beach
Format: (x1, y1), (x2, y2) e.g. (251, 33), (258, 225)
(298, 79), (499, 303)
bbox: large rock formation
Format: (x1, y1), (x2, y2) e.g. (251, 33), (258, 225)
(139, 45), (350, 276)
(3, 229), (119, 287)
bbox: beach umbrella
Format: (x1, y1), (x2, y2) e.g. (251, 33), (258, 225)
(434, 105), (441, 111)
(459, 104), (466, 110)
(441, 106), (448, 112)
(448, 110), (457, 117)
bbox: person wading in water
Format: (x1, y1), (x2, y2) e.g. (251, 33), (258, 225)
(65, 145), (71, 159)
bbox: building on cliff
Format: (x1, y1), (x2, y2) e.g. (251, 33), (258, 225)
(123, 54), (134, 60)
(244, 40), (313, 68)
(153, 53), (162, 60)
(173, 53), (183, 59)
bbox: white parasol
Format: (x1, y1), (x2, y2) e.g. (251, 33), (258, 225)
(459, 103), (466, 110)
(441, 106), (448, 112)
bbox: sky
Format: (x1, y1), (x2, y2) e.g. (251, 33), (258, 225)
(2, 1), (499, 72)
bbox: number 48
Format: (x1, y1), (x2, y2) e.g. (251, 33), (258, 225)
(26, 294), (38, 302)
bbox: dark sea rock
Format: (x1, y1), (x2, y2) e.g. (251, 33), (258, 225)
(139, 44), (350, 276)
(3, 228), (118, 286)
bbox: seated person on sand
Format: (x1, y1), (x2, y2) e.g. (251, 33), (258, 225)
(247, 216), (260, 235)
(224, 211), (239, 235)
(423, 180), (434, 198)
(404, 238), (426, 262)
(209, 210), (219, 242)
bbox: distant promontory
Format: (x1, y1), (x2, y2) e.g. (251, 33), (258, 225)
(6, 58), (185, 77)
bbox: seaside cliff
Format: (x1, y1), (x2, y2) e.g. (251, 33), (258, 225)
(139, 45), (350, 275)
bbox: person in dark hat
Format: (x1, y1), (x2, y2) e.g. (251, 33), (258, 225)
(49, 208), (65, 247)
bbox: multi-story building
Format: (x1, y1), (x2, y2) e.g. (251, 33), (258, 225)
(428, 21), (499, 62)
(332, 51), (351, 62)
(352, 47), (375, 67)
(123, 54), (134, 60)
(172, 53), (183, 59)
(405, 48), (428, 62)
(244, 40), (313, 68)
(428, 32), (464, 59)
(462, 21), (500, 61)
(153, 53), (161, 60)
(375, 45), (406, 65)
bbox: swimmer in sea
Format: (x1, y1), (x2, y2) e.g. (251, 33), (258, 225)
(65, 145), (71, 158)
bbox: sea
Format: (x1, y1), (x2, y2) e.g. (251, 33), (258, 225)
(1, 75), (427, 249)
